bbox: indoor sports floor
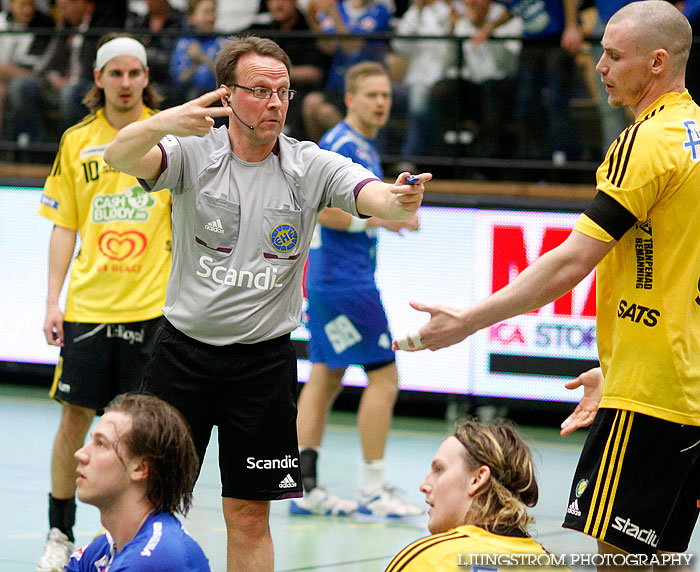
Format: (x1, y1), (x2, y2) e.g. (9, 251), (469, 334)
(2, 383), (699, 571)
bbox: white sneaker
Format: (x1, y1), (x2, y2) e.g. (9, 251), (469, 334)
(36, 528), (74, 572)
(289, 486), (358, 516)
(358, 483), (426, 518)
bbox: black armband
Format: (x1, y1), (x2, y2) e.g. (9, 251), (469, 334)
(582, 191), (637, 240)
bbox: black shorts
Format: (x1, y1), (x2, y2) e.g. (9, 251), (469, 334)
(50, 318), (162, 412)
(563, 408), (700, 554)
(142, 319), (302, 502)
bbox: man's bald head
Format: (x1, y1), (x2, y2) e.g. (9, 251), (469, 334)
(609, 0), (691, 74)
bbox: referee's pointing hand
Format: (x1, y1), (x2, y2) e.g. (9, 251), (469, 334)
(155, 88), (232, 137)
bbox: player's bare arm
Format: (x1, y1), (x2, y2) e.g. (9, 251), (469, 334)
(317, 207), (419, 233)
(393, 230), (615, 352)
(43, 225), (77, 347)
(356, 172), (431, 221)
(105, 88), (232, 180)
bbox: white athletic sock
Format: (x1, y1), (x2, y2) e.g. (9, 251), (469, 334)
(363, 459), (385, 493)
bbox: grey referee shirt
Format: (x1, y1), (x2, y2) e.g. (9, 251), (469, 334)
(139, 127), (378, 346)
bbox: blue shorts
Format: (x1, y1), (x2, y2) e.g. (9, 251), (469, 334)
(306, 286), (395, 369)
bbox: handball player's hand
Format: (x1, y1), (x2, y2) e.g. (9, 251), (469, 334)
(44, 304), (65, 347)
(391, 172), (431, 212)
(560, 366), (603, 436)
(380, 214), (420, 234)
(154, 88), (232, 137)
(392, 300), (471, 352)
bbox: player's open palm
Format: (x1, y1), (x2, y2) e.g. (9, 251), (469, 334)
(560, 366), (602, 436)
(392, 301), (471, 351)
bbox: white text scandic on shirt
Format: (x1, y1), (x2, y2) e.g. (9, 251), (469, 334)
(195, 255), (284, 290)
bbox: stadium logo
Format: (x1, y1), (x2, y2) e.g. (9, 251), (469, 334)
(270, 224), (298, 253)
(490, 323), (526, 345)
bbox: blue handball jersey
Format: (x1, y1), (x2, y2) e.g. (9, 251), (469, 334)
(65, 511), (211, 572)
(306, 120), (382, 291)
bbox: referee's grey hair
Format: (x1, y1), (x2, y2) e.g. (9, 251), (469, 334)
(215, 35), (291, 89)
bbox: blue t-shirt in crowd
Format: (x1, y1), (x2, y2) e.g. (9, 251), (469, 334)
(502, 0), (564, 38)
(318, 0), (392, 94)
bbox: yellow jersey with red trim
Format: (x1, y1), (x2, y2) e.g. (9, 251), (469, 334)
(385, 525), (568, 572)
(574, 90), (700, 425)
(38, 107), (171, 323)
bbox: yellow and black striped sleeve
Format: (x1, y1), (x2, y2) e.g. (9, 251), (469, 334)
(385, 531), (466, 572)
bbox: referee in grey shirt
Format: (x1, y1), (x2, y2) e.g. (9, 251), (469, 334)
(104, 36), (431, 572)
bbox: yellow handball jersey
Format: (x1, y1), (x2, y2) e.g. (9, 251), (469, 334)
(385, 525), (569, 572)
(38, 107), (171, 323)
(574, 90), (700, 425)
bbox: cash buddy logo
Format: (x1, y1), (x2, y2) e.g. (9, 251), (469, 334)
(91, 186), (155, 223)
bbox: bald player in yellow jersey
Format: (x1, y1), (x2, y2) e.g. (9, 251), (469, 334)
(36, 34), (171, 572)
(393, 0), (700, 564)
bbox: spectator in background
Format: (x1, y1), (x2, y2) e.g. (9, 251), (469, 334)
(390, 0), (452, 169)
(427, 0), (521, 158)
(474, 0), (583, 163)
(587, 0), (631, 155)
(248, 0), (330, 139)
(0, 0), (54, 135)
(216, 0), (264, 31)
(170, 0), (223, 101)
(303, 0), (393, 141)
(294, 62), (423, 519)
(92, 1), (129, 26)
(127, 0), (186, 108)
(675, 0), (700, 120)
(5, 0), (98, 143)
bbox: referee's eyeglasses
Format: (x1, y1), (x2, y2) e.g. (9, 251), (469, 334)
(233, 84), (296, 101)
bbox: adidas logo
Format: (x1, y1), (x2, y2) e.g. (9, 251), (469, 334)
(279, 474), (297, 489)
(567, 498), (581, 517)
(205, 219), (224, 233)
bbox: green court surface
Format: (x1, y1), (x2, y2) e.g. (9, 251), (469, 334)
(1, 384), (698, 571)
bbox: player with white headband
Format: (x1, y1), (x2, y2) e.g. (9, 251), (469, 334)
(36, 33), (172, 572)
(95, 36), (148, 71)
